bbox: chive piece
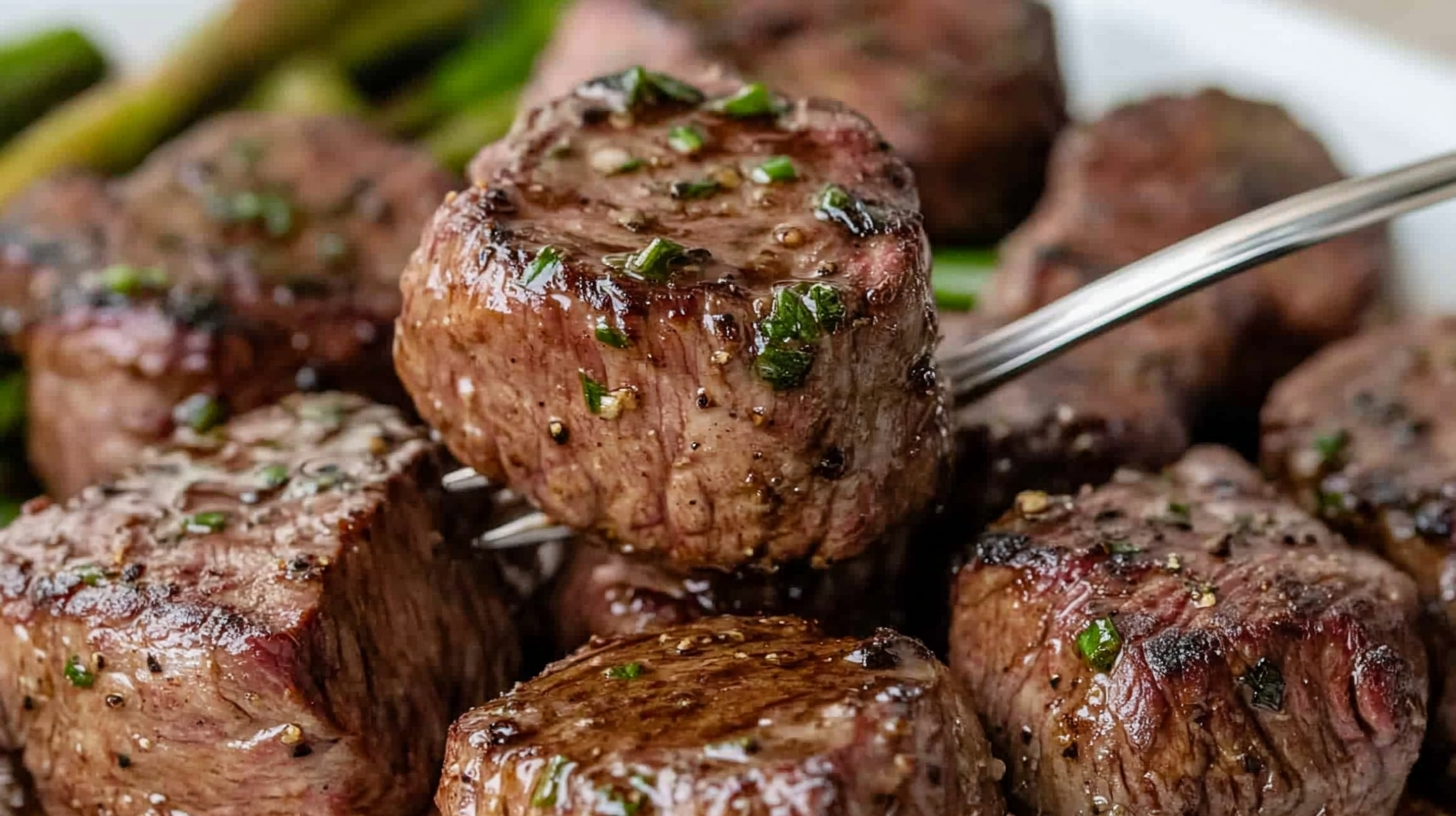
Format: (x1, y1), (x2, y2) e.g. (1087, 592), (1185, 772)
(172, 393), (226, 434)
(806, 284), (845, 333)
(581, 371), (608, 414)
(612, 157), (644, 175)
(208, 190), (295, 237)
(531, 755), (572, 807)
(755, 346), (815, 391)
(98, 264), (168, 298)
(625, 237), (687, 282)
(708, 82), (779, 117)
(932, 248), (998, 312)
(644, 72), (704, 105)
(670, 179), (720, 200)
(1240, 658), (1285, 711)
(595, 323), (630, 349)
(184, 511), (228, 535)
(1162, 502), (1193, 529)
(64, 655), (95, 688)
(582, 66), (704, 111)
(257, 464), (290, 489)
(1076, 617), (1122, 673)
(813, 184), (879, 236)
(750, 155), (797, 184)
(1313, 429), (1350, 466)
(761, 286), (821, 346)
(604, 661), (644, 680)
(595, 787), (641, 816)
(523, 245), (565, 289)
(667, 125), (705, 155)
(1103, 540), (1141, 555)
(75, 564), (104, 586)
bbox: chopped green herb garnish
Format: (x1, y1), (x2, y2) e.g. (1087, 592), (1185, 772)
(1317, 489), (1348, 518)
(612, 157), (644, 175)
(761, 284), (845, 345)
(813, 184), (879, 236)
(75, 564), (104, 586)
(64, 655), (95, 688)
(670, 179), (721, 200)
(932, 248), (997, 311)
(1076, 617), (1122, 672)
(257, 464), (290, 489)
(754, 346), (815, 391)
(667, 125), (705, 155)
(583, 66), (704, 111)
(523, 245), (565, 289)
(1313, 429), (1350, 465)
(750, 155), (797, 184)
(1240, 658), (1285, 711)
(1103, 540), (1141, 555)
(581, 371), (609, 414)
(708, 82), (780, 117)
(595, 322), (630, 349)
(99, 264), (169, 298)
(172, 393), (226, 434)
(607, 237), (692, 282)
(184, 512), (228, 535)
(806, 284), (845, 332)
(531, 755), (573, 807)
(209, 190), (294, 237)
(604, 661), (644, 680)
(594, 787), (641, 816)
(1162, 502), (1193, 529)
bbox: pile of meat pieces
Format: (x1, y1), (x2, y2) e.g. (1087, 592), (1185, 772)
(0, 1), (1449, 814)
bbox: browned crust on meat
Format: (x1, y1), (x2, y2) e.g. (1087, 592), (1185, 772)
(439, 616), (1005, 816)
(951, 446), (1425, 816)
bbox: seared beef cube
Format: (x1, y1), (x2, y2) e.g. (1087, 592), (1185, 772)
(1262, 319), (1456, 777)
(550, 530), (912, 651)
(397, 73), (945, 571)
(942, 310), (1189, 524)
(0, 394), (519, 816)
(990, 91), (1390, 438)
(523, 0), (1067, 242)
(438, 616), (1005, 816)
(950, 446), (1426, 816)
(0, 113), (458, 497)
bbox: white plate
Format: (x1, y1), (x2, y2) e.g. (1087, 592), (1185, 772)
(5, 0), (1456, 309)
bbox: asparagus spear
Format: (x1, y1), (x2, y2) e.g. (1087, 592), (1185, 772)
(932, 248), (998, 312)
(422, 90), (519, 170)
(246, 56), (368, 116)
(0, 28), (107, 144)
(0, 0), (356, 207)
(378, 0), (566, 135)
(327, 0), (483, 79)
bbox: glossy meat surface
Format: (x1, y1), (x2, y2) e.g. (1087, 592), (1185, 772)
(524, 0), (1067, 241)
(398, 73), (945, 570)
(0, 113), (457, 497)
(439, 616), (1005, 816)
(0, 394), (518, 816)
(950, 446), (1426, 816)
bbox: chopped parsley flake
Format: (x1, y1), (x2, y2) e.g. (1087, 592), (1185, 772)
(184, 511), (228, 535)
(98, 264), (169, 298)
(523, 245), (565, 290)
(173, 393), (226, 434)
(604, 661), (644, 680)
(707, 82), (780, 117)
(531, 755), (574, 807)
(1313, 429), (1350, 465)
(667, 125), (706, 155)
(595, 322), (630, 349)
(813, 184), (880, 236)
(64, 655), (95, 688)
(1075, 617), (1122, 673)
(670, 178), (721, 200)
(581, 371), (609, 414)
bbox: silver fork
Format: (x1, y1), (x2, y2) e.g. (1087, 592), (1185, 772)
(454, 149), (1456, 550)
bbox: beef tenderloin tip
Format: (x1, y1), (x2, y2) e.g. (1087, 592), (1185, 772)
(950, 445), (1426, 816)
(0, 393), (519, 816)
(437, 615), (1005, 816)
(396, 71), (946, 571)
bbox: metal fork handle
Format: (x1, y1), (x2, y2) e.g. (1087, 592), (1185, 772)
(940, 150), (1456, 405)
(458, 149), (1456, 549)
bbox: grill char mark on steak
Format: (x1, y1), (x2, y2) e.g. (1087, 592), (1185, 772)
(1262, 318), (1456, 779)
(521, 0), (1067, 242)
(437, 616), (1006, 816)
(0, 112), (458, 498)
(950, 445), (1426, 816)
(988, 90), (1390, 443)
(0, 393), (518, 816)
(397, 74), (945, 571)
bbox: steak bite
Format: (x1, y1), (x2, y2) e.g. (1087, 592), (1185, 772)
(1262, 319), (1456, 775)
(0, 394), (519, 816)
(438, 616), (1006, 816)
(990, 91), (1390, 431)
(950, 446), (1427, 816)
(524, 0), (1067, 241)
(0, 112), (457, 498)
(397, 72), (945, 571)
(550, 530), (912, 651)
